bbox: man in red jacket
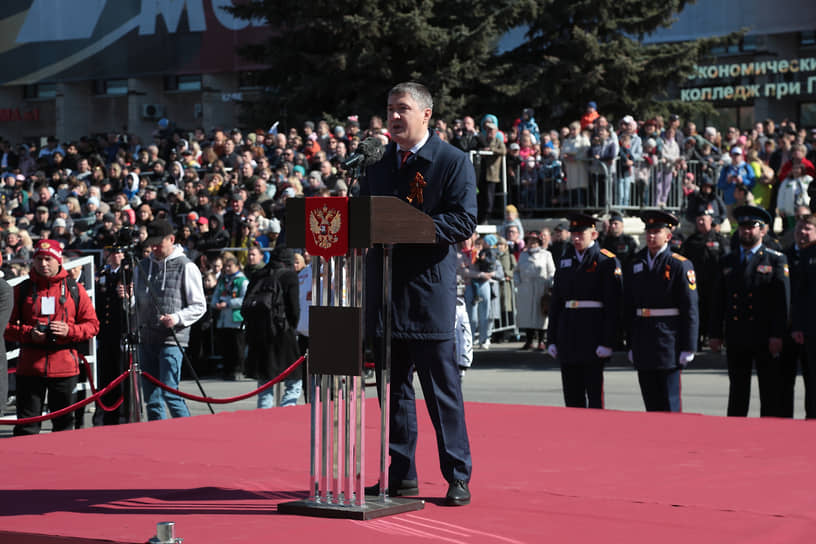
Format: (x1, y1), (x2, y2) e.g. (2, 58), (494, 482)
(6, 240), (99, 435)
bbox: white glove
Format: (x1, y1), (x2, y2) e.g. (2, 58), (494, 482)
(595, 345), (613, 358)
(678, 351), (695, 368)
(547, 344), (558, 358)
(627, 350), (633, 363)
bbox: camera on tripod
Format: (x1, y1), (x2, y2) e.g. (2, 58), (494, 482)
(110, 227), (139, 254)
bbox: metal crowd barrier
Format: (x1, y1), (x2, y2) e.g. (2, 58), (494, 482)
(468, 150), (508, 218)
(507, 157), (725, 217)
(492, 278), (518, 337)
(467, 277), (519, 344)
(511, 158), (620, 215)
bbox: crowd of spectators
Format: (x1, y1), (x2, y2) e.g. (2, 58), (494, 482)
(437, 105), (816, 229)
(1, 106), (814, 408)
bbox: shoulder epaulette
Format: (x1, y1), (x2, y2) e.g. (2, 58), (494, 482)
(671, 253), (688, 262)
(600, 248), (616, 258)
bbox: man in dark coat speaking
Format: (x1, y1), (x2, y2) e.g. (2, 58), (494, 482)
(361, 82), (477, 506)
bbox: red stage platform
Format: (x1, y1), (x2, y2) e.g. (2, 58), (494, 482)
(1, 401), (814, 543)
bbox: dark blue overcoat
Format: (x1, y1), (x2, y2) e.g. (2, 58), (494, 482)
(361, 130), (477, 340)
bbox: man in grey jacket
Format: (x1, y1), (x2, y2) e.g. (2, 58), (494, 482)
(134, 219), (206, 420)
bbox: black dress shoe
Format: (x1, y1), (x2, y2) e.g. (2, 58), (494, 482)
(444, 480), (471, 506)
(365, 479), (419, 497)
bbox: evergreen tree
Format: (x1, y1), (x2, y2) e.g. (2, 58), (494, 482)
(488, 0), (738, 124)
(227, 0), (738, 127)
(226, 0), (525, 127)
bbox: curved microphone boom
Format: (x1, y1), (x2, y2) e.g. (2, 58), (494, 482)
(342, 137), (384, 170)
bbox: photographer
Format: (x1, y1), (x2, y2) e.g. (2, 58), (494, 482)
(5, 240), (100, 435)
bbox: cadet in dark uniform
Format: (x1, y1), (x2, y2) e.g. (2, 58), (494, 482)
(602, 211), (637, 350)
(790, 215), (816, 418)
(602, 211), (638, 268)
(782, 215), (816, 417)
(711, 206), (790, 417)
(94, 249), (130, 425)
(625, 211), (698, 412)
(680, 209), (729, 345)
(547, 213), (622, 409)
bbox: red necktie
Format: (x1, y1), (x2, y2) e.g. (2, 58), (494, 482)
(399, 149), (412, 167)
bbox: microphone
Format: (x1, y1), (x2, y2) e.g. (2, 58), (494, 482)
(341, 137), (384, 170)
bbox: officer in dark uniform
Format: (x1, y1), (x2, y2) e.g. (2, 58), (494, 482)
(711, 205), (790, 417)
(781, 215), (816, 417)
(602, 211), (637, 350)
(729, 222), (783, 252)
(93, 248), (130, 425)
(625, 211), (698, 412)
(547, 213), (622, 409)
(790, 215), (816, 418)
(668, 226), (685, 253)
(680, 209), (729, 346)
(548, 222), (571, 260)
(602, 211), (638, 268)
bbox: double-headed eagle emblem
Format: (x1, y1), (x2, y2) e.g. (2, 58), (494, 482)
(309, 204), (342, 249)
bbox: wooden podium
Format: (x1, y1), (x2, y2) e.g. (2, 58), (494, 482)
(278, 196), (435, 520)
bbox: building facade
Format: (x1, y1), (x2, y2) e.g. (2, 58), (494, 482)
(646, 0), (816, 130)
(0, 0), (270, 145)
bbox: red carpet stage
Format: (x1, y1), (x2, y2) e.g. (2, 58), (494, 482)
(1, 402), (815, 543)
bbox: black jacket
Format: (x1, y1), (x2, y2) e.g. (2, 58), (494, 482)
(712, 245), (789, 346)
(245, 247), (301, 381)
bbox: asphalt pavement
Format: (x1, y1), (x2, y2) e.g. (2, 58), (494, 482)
(1, 340), (806, 437)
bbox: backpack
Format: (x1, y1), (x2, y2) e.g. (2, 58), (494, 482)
(240, 268), (289, 337)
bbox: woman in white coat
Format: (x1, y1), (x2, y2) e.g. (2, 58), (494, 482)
(514, 233), (556, 350)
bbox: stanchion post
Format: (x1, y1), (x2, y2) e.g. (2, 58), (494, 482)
(309, 373), (320, 501)
(128, 350), (142, 423)
(378, 244), (393, 501)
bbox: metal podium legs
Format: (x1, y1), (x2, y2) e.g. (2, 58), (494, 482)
(279, 248), (424, 520)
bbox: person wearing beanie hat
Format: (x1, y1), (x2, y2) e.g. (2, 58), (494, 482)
(7, 238), (100, 435)
(581, 101), (599, 130)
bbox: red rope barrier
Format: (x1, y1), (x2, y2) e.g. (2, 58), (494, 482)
(140, 355), (306, 405)
(0, 371), (130, 425)
(84, 359), (126, 413)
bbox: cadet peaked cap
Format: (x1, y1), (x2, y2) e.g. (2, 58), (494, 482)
(608, 211), (624, 223)
(641, 210), (679, 230)
(734, 205), (771, 226)
(567, 212), (598, 232)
